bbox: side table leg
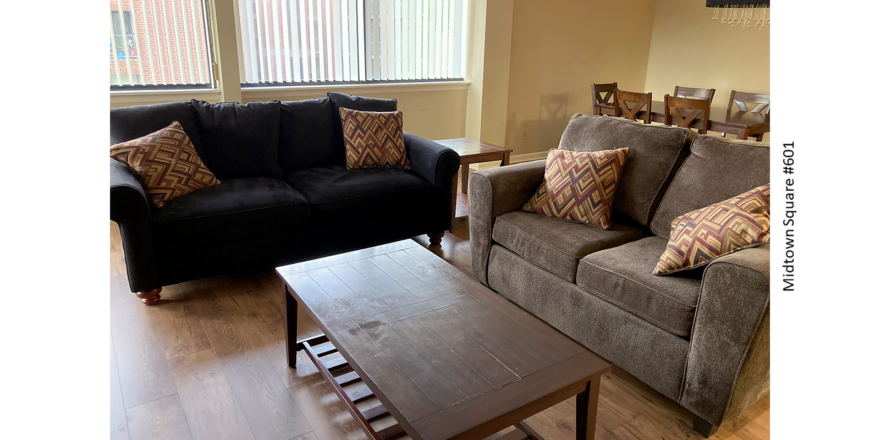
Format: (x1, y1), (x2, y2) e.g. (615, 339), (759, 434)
(576, 376), (601, 440)
(450, 169), (459, 233)
(460, 165), (469, 194)
(284, 285), (298, 368)
(501, 151), (511, 166)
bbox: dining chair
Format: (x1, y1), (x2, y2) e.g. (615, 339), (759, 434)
(673, 86), (716, 102)
(615, 90), (652, 124)
(727, 90), (770, 141)
(710, 121), (751, 140)
(591, 82), (620, 116)
(664, 94), (712, 134)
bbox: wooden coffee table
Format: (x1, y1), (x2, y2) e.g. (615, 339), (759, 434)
(276, 240), (610, 440)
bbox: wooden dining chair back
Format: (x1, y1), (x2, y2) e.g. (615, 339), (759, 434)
(591, 82), (620, 116)
(728, 90), (770, 115)
(664, 94), (712, 134)
(615, 90), (652, 123)
(673, 86), (716, 102)
(711, 121), (751, 140)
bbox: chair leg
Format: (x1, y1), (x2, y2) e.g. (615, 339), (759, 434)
(693, 415), (719, 438)
(428, 232), (444, 246)
(135, 288), (162, 306)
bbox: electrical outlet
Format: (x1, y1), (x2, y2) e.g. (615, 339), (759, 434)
(521, 129), (527, 139)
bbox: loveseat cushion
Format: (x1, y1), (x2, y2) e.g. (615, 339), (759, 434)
(557, 115), (695, 228)
(151, 177), (310, 249)
(110, 102), (213, 171)
(577, 236), (702, 337)
(285, 165), (433, 222)
(649, 136), (770, 239)
(493, 211), (646, 282)
(279, 97), (339, 173)
(522, 148), (629, 230)
(190, 99), (283, 179)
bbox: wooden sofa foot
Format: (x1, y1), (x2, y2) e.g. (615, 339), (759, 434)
(135, 288), (162, 306)
(428, 232), (444, 246)
(693, 415), (719, 438)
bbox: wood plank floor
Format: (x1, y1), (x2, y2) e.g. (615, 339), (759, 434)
(110, 207), (769, 440)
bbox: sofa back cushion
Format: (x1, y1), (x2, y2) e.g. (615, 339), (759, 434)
(110, 102), (213, 171)
(190, 99), (282, 179)
(328, 92), (397, 157)
(557, 114), (695, 228)
(279, 97), (338, 172)
(649, 136), (770, 238)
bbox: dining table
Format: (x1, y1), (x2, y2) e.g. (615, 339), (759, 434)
(596, 100), (769, 140)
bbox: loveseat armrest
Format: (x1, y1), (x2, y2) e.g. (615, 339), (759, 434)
(468, 160), (546, 284)
(404, 132), (461, 192)
(680, 244), (770, 428)
(110, 158), (160, 293)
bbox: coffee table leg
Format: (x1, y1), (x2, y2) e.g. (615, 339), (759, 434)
(576, 376), (601, 440)
(284, 285), (298, 368)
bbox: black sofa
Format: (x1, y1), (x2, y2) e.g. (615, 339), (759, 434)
(110, 92), (460, 305)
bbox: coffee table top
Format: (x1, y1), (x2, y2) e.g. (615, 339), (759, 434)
(277, 240), (610, 440)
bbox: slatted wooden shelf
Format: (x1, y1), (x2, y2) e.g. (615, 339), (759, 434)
(298, 334), (405, 440)
(298, 332), (546, 440)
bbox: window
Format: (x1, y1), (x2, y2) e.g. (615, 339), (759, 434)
(237, 0), (468, 86)
(109, 1), (214, 90)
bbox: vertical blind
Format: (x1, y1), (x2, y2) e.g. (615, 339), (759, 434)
(109, 0), (213, 89)
(238, 0), (468, 85)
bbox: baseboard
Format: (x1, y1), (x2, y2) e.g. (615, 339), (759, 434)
(469, 151), (547, 170)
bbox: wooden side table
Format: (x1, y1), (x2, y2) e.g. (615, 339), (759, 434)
(434, 138), (513, 232)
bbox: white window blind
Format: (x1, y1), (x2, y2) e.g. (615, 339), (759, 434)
(109, 0), (214, 89)
(238, 0), (467, 86)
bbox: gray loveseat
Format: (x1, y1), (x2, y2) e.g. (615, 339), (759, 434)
(469, 115), (769, 437)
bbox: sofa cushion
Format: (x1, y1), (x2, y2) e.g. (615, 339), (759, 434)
(557, 114), (695, 228)
(328, 92), (397, 153)
(522, 148), (629, 229)
(650, 136), (770, 239)
(110, 121), (220, 208)
(285, 165), (432, 222)
(190, 99), (283, 179)
(110, 102), (213, 171)
(340, 108), (411, 170)
(577, 236), (702, 337)
(151, 177), (310, 249)
(279, 97), (339, 173)
(493, 211), (646, 282)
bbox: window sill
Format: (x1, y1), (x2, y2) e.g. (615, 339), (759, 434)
(109, 81), (470, 108)
(110, 88), (222, 107)
(241, 81), (471, 100)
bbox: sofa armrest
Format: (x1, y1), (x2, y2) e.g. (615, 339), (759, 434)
(468, 160), (546, 285)
(110, 158), (160, 293)
(403, 132), (461, 192)
(680, 244), (770, 426)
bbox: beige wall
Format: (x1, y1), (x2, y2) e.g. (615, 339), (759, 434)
(644, 0), (770, 107)
(503, 0), (656, 156)
(464, 0), (515, 148)
(343, 90), (469, 141)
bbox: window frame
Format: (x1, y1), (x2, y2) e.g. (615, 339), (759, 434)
(109, 0), (218, 93)
(235, 0), (469, 89)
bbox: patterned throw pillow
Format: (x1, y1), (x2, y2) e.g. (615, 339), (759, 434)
(654, 184), (770, 275)
(110, 121), (220, 208)
(339, 107), (411, 170)
(522, 148), (629, 229)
